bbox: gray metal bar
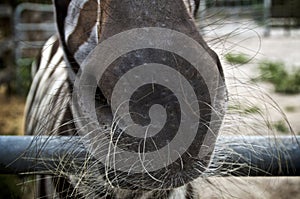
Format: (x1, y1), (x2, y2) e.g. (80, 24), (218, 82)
(14, 3), (54, 23)
(0, 136), (88, 174)
(0, 136), (299, 176)
(13, 3), (55, 61)
(263, 0), (271, 37)
(15, 23), (56, 32)
(209, 136), (300, 176)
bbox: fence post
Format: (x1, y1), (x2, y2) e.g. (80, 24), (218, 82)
(263, 0), (271, 37)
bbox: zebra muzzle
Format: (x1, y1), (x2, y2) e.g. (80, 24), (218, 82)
(72, 27), (226, 189)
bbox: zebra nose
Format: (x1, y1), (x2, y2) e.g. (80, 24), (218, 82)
(73, 28), (226, 190)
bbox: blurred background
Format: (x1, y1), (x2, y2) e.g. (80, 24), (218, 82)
(0, 0), (299, 198)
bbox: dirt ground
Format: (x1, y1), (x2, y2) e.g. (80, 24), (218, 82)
(0, 87), (25, 136)
(196, 18), (300, 199)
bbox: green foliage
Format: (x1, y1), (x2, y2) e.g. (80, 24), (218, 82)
(285, 106), (296, 112)
(225, 53), (250, 65)
(273, 120), (289, 133)
(258, 61), (287, 84)
(244, 106), (261, 114)
(0, 175), (33, 199)
(228, 104), (261, 115)
(258, 61), (300, 94)
(16, 58), (33, 96)
(0, 175), (22, 199)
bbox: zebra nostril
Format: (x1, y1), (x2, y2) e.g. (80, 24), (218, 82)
(101, 123), (108, 130)
(147, 104), (167, 136)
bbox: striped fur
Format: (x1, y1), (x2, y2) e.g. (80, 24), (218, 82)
(25, 0), (209, 198)
(25, 35), (74, 137)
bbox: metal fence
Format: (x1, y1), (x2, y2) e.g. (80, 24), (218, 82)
(1, 135), (299, 176)
(200, 0), (300, 36)
(14, 3), (55, 62)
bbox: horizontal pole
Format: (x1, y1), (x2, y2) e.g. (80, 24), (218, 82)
(210, 136), (300, 176)
(0, 135), (299, 176)
(15, 23), (56, 31)
(0, 136), (88, 175)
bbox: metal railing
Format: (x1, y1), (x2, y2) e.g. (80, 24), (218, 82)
(14, 3), (56, 61)
(200, 0), (300, 36)
(1, 135), (299, 176)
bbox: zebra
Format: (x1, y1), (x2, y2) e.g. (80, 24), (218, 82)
(25, 0), (226, 198)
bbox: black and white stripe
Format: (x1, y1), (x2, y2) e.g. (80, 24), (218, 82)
(25, 1), (218, 198)
(25, 35), (74, 137)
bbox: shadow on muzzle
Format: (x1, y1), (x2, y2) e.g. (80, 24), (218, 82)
(72, 27), (226, 190)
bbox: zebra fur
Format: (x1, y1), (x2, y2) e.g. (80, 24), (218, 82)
(25, 0), (213, 198)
